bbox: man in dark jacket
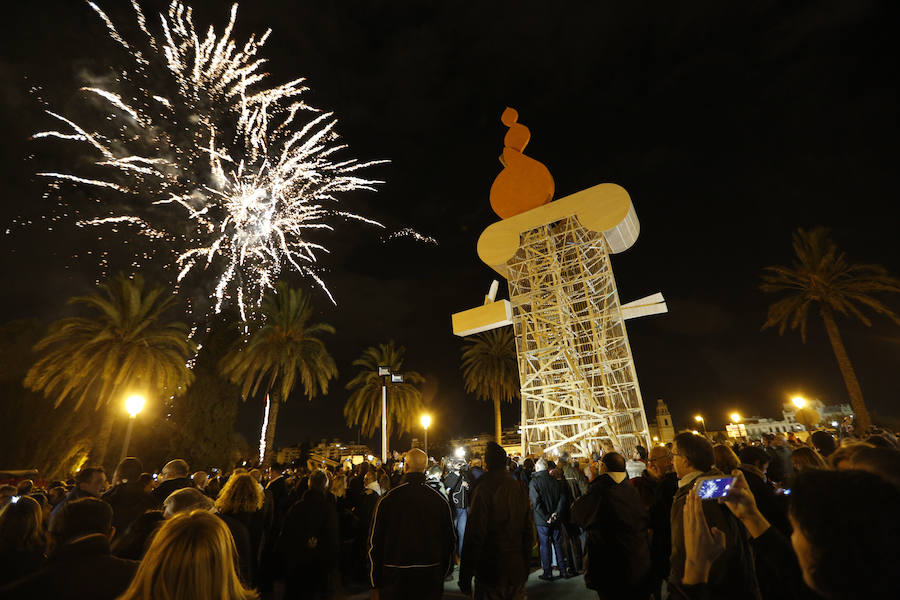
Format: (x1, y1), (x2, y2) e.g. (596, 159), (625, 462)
(738, 446), (791, 535)
(369, 448), (456, 600)
(150, 458), (194, 503)
(0, 497), (138, 600)
(669, 432), (760, 600)
(50, 466), (107, 519)
(103, 457), (160, 538)
(279, 470), (339, 600)
(529, 458), (568, 580)
(459, 443), (532, 600)
(443, 458), (473, 557)
(572, 452), (650, 599)
(645, 445), (678, 600)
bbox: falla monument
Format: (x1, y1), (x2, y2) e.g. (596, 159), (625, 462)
(452, 107), (666, 458)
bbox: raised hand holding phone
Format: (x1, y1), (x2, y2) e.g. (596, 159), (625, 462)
(683, 488), (726, 585)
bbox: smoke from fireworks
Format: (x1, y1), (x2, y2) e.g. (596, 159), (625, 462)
(35, 1), (389, 319)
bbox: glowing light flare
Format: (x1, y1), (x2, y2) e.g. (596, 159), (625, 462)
(125, 394), (145, 417)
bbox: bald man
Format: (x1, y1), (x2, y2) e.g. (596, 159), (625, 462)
(368, 448), (456, 600)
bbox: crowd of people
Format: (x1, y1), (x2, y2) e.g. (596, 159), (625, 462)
(1, 426), (899, 600)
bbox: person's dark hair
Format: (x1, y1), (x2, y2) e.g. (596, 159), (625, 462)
(790, 469), (900, 598)
(484, 442), (507, 471)
(523, 458), (534, 471)
(811, 431), (837, 457)
(115, 457), (143, 483)
(111, 510), (165, 560)
(739, 446), (770, 468)
(139, 473), (153, 487)
(16, 479), (34, 495)
(51, 497), (113, 543)
(308, 470), (328, 493)
(865, 435), (897, 449)
(601, 452), (626, 473)
(635, 445), (648, 461)
(75, 466), (105, 486)
(673, 432), (715, 471)
(848, 447), (900, 489)
(47, 486), (67, 505)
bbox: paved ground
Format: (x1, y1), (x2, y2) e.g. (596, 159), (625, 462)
(346, 568), (596, 599)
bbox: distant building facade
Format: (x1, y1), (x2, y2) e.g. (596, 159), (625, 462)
(648, 399), (676, 445)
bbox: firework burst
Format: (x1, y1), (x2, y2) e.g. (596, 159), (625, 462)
(35, 1), (387, 319)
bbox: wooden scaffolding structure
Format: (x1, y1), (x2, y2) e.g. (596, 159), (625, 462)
(454, 183), (662, 459)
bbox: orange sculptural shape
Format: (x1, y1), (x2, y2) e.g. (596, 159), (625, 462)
(489, 107), (554, 219)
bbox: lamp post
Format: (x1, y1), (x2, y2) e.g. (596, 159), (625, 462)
(120, 394), (145, 463)
(730, 412), (742, 424)
(377, 366), (403, 463)
(694, 415), (707, 437)
(791, 396), (806, 409)
(420, 414), (432, 456)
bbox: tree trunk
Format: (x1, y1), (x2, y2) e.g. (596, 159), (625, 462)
(820, 306), (871, 431)
(262, 389), (281, 468)
(91, 406), (116, 467)
(494, 397), (502, 446)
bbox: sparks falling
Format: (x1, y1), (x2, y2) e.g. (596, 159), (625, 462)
(35, 1), (386, 319)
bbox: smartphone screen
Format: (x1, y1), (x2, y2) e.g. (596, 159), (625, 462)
(696, 476), (735, 500)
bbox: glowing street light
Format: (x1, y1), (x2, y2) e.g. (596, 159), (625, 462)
(730, 412), (742, 424)
(120, 394), (146, 462)
(454, 446), (466, 459)
(791, 396), (807, 409)
(694, 415), (707, 437)
(420, 414), (432, 455)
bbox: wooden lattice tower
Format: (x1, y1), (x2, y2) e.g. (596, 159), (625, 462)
(507, 214), (648, 458)
(451, 109), (665, 459)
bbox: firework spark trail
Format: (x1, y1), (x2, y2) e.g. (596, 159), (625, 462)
(35, 0), (390, 319)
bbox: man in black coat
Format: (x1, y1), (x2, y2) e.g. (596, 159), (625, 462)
(572, 452), (651, 599)
(645, 446), (678, 600)
(279, 470), (339, 600)
(529, 458), (569, 580)
(0, 497), (138, 600)
(50, 466), (108, 519)
(150, 459), (194, 503)
(738, 446), (791, 536)
(102, 457), (160, 538)
(369, 448), (456, 600)
(459, 443), (533, 600)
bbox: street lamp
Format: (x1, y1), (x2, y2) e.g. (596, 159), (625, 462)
(120, 394), (145, 463)
(791, 396), (807, 409)
(420, 414), (432, 456)
(730, 412), (742, 424)
(378, 366), (403, 463)
(694, 415), (707, 437)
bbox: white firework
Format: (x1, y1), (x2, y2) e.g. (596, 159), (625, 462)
(35, 1), (386, 319)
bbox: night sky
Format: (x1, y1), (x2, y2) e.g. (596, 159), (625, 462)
(2, 1), (898, 452)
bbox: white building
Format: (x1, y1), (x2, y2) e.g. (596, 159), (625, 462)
(742, 400), (854, 438)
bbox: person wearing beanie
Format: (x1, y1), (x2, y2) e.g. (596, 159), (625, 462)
(458, 442), (533, 599)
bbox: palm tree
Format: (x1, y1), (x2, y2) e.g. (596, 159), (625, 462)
(761, 227), (900, 431)
(25, 274), (195, 465)
(344, 341), (425, 449)
(460, 328), (520, 444)
(220, 282), (337, 466)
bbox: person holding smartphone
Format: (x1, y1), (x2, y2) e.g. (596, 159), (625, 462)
(668, 432), (760, 600)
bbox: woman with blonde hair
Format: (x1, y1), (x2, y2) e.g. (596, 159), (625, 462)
(117, 509), (258, 600)
(215, 472), (265, 585)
